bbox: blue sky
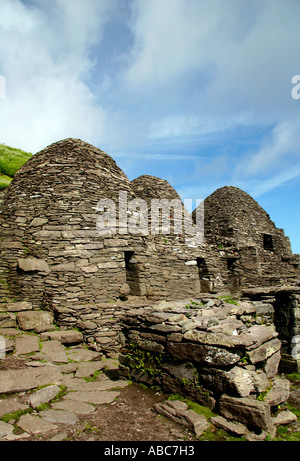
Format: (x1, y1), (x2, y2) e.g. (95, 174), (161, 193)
(0, 0), (300, 253)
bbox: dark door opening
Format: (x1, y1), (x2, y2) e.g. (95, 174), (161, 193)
(124, 251), (141, 295)
(197, 257), (212, 292)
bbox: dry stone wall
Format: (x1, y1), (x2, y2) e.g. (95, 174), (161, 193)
(0, 138), (299, 362)
(119, 295), (292, 436)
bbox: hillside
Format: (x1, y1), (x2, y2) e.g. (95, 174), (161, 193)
(0, 144), (32, 189)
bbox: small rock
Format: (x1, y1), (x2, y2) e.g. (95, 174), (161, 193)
(271, 410), (297, 427)
(210, 415), (247, 436)
(0, 399), (29, 418)
(17, 414), (57, 434)
(153, 400), (209, 437)
(39, 409), (79, 425)
(29, 385), (61, 408)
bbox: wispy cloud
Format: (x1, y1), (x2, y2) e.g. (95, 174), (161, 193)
(248, 164), (300, 198)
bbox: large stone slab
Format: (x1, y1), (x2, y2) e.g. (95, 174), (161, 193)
(210, 415), (247, 437)
(153, 400), (209, 437)
(62, 375), (128, 392)
(51, 399), (95, 415)
(265, 378), (290, 406)
(17, 258), (51, 273)
(15, 335), (40, 355)
(4, 302), (33, 312)
(0, 365), (63, 394)
(167, 341), (241, 366)
(66, 348), (102, 362)
(219, 394), (271, 430)
(17, 311), (54, 331)
(29, 385), (61, 408)
(39, 339), (69, 363)
(74, 361), (106, 378)
(17, 414), (57, 434)
(39, 409), (79, 425)
(0, 399), (29, 418)
(40, 330), (83, 344)
(0, 421), (30, 441)
(247, 338), (281, 364)
(64, 390), (120, 404)
(183, 329), (253, 348)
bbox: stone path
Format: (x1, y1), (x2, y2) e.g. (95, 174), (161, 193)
(0, 326), (130, 441)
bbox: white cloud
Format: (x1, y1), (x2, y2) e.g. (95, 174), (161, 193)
(234, 120), (300, 179)
(0, 0), (115, 152)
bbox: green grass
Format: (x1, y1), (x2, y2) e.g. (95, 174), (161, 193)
(0, 143), (32, 189)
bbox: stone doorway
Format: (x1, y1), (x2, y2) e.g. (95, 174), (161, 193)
(197, 257), (213, 293)
(124, 251), (141, 296)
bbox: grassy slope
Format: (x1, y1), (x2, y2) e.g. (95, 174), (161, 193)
(0, 144), (32, 189)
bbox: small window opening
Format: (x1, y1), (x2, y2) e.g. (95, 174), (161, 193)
(263, 234), (274, 251)
(227, 258), (237, 271)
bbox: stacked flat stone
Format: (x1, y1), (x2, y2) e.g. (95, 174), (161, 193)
(119, 296), (291, 435)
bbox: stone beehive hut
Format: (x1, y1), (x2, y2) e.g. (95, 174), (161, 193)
(0, 139), (299, 313)
(194, 186), (300, 291)
(0, 138), (216, 313)
(0, 138), (142, 308)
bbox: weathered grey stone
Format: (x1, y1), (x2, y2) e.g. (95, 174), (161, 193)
(76, 319), (97, 330)
(17, 311), (54, 331)
(17, 414), (57, 434)
(4, 302), (33, 312)
(15, 335), (40, 355)
(29, 385), (61, 408)
(264, 350), (281, 378)
(17, 258), (51, 273)
(64, 390), (120, 404)
(39, 339), (69, 363)
(167, 342), (241, 366)
(264, 378), (290, 406)
(271, 410), (297, 427)
(210, 415), (247, 436)
(219, 394), (271, 430)
(162, 363), (197, 382)
(247, 338), (281, 364)
(153, 400), (209, 437)
(35, 325), (56, 334)
(40, 330), (83, 344)
(0, 399), (29, 418)
(246, 325), (278, 349)
(66, 348), (102, 362)
(225, 367), (255, 397)
(75, 361), (106, 378)
(29, 217), (49, 227)
(51, 400), (95, 415)
(0, 421), (30, 440)
(183, 329), (253, 348)
(0, 365), (63, 394)
(39, 409), (79, 425)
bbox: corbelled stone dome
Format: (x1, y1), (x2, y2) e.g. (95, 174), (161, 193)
(131, 175), (183, 207)
(0, 138), (138, 308)
(193, 186), (291, 254)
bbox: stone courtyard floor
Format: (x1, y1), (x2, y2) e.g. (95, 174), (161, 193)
(0, 327), (299, 442)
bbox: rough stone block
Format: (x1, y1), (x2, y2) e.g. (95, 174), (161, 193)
(17, 311), (54, 331)
(219, 394), (271, 430)
(5, 301), (33, 312)
(40, 330), (83, 344)
(17, 258), (51, 273)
